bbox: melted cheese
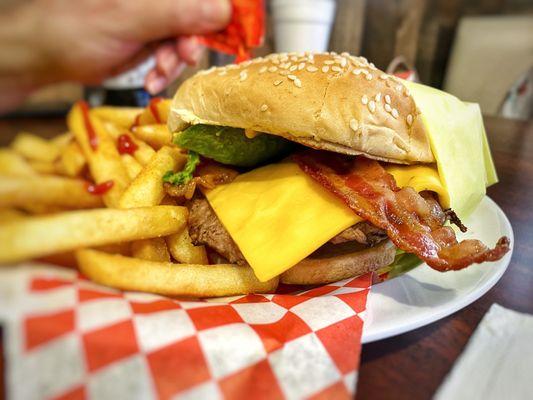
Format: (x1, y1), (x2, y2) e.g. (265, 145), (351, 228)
(206, 161), (445, 282)
(403, 81), (497, 217)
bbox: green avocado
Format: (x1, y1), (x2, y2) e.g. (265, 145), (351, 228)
(173, 124), (294, 167)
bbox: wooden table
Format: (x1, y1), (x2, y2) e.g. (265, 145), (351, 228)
(0, 115), (532, 399)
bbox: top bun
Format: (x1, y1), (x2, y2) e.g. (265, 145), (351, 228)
(170, 52), (434, 164)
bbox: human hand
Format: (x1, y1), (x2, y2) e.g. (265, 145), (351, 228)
(0, 0), (230, 111)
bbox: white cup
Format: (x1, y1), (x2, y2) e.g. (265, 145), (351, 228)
(271, 0), (336, 53)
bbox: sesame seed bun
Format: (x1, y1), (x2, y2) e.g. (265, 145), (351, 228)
(170, 52), (434, 164)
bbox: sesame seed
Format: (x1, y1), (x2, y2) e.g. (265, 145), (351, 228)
(307, 66), (318, 72)
(352, 69), (362, 75)
(380, 74), (388, 80)
(294, 79), (302, 88)
(340, 58), (347, 67)
(375, 93), (382, 102)
(396, 84), (403, 91)
(350, 118), (359, 132)
(385, 103), (392, 112)
(322, 66), (330, 73)
(218, 70), (227, 76)
(268, 66), (278, 72)
(366, 74), (373, 80)
(391, 108), (399, 119)
(406, 114), (413, 126)
(341, 52), (350, 57)
(368, 100), (376, 113)
(324, 60), (335, 65)
(242, 61), (252, 67)
(260, 104), (268, 112)
(288, 74), (297, 80)
(289, 65), (297, 72)
(240, 70), (248, 81)
(280, 56), (289, 62)
(279, 70), (289, 76)
(272, 59), (280, 65)
(332, 66), (342, 72)
(369, 62), (377, 70)
(281, 62), (290, 69)
(385, 94), (391, 104)
(259, 66), (267, 74)
(274, 80), (283, 86)
(290, 56), (298, 62)
(361, 95), (369, 105)
(298, 62), (305, 70)
(404, 89), (410, 97)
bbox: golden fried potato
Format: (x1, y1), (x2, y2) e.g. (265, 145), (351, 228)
(119, 146), (186, 208)
(133, 124), (173, 149)
(103, 121), (156, 165)
(0, 206), (187, 263)
(68, 103), (130, 207)
(28, 160), (58, 175)
(0, 175), (103, 209)
(11, 132), (60, 162)
(166, 227), (208, 264)
(92, 106), (142, 128)
(131, 238), (170, 262)
(0, 208), (27, 222)
(57, 141), (86, 177)
(121, 154), (143, 180)
(0, 149), (36, 177)
(77, 249), (278, 297)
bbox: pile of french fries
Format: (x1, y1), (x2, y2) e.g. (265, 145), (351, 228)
(0, 100), (278, 297)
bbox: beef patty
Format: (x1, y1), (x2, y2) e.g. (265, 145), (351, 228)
(187, 197), (389, 265)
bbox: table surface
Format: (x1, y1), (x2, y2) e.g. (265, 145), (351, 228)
(0, 115), (532, 400)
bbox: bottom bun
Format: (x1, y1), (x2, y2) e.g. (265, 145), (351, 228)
(280, 239), (396, 285)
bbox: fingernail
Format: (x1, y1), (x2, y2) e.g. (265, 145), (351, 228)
(201, 0), (231, 27)
(146, 73), (167, 95)
(159, 52), (178, 76)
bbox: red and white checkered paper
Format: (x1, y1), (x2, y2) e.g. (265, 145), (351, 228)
(0, 263), (371, 400)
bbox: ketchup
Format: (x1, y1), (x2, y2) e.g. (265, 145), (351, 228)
(78, 101), (98, 150)
(86, 180), (114, 195)
(117, 134), (138, 155)
(149, 97), (163, 123)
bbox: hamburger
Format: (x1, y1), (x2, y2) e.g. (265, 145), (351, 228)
(163, 51), (510, 286)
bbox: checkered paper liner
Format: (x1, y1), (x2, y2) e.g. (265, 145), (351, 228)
(0, 263), (371, 400)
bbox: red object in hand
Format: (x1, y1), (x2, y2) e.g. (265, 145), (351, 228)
(86, 180), (114, 195)
(117, 134), (138, 155)
(198, 0), (265, 62)
(78, 101), (98, 150)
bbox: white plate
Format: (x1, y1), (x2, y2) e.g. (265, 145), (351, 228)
(362, 196), (513, 343)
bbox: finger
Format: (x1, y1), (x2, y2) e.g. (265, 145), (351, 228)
(145, 62), (186, 95)
(127, 0), (231, 41)
(155, 42), (180, 77)
(177, 36), (205, 66)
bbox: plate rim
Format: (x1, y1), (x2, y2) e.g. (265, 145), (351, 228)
(361, 196), (514, 344)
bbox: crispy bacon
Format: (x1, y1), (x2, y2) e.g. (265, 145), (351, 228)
(294, 151), (510, 271)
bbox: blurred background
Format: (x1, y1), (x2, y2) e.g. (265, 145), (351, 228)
(3, 0), (532, 120)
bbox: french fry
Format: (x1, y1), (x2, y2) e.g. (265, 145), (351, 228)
(29, 160), (58, 175)
(57, 141), (87, 177)
(0, 175), (103, 209)
(119, 146), (186, 208)
(0, 149), (36, 176)
(51, 133), (73, 149)
(0, 206), (187, 263)
(131, 238), (170, 262)
(133, 124), (173, 149)
(133, 99), (172, 126)
(166, 227), (208, 264)
(11, 132), (60, 162)
(92, 106), (143, 128)
(77, 249), (278, 297)
(67, 102), (130, 207)
(38, 243), (131, 269)
(0, 208), (26, 222)
(103, 121), (156, 165)
(121, 154), (143, 180)
(19, 203), (68, 215)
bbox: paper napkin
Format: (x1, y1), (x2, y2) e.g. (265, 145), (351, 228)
(0, 263), (370, 400)
(435, 304), (533, 400)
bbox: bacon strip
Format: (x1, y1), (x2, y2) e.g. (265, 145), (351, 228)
(294, 151), (510, 271)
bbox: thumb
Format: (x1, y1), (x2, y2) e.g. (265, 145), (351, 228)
(128, 0), (231, 41)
